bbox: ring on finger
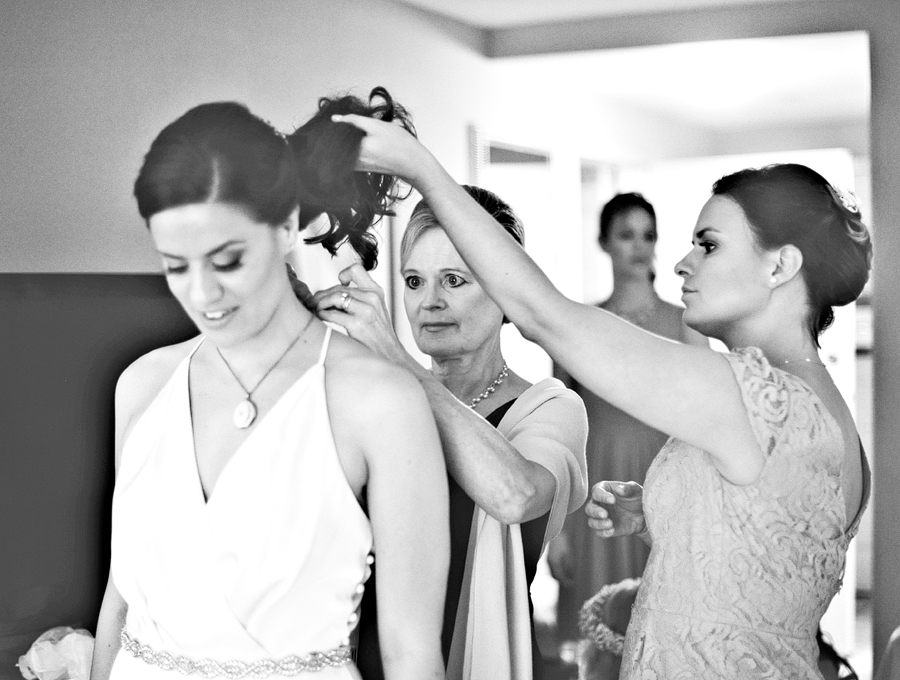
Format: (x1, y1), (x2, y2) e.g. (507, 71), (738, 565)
(340, 291), (351, 312)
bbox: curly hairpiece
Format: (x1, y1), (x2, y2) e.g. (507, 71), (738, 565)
(288, 86), (416, 270)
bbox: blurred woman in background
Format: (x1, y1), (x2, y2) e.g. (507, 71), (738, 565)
(551, 192), (706, 643)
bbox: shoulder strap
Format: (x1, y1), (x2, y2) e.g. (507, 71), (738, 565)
(188, 336), (205, 358)
(317, 325), (333, 366)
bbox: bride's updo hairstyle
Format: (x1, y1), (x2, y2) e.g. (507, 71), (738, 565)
(712, 163), (872, 345)
(134, 87), (413, 270)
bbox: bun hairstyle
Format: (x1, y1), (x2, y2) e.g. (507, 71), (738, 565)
(401, 184), (524, 324)
(712, 163), (872, 344)
(133, 87), (414, 270)
(598, 192), (657, 243)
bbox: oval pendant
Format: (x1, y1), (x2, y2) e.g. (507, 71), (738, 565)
(233, 399), (257, 429)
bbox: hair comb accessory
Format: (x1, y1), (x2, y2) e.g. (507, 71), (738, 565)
(830, 185), (860, 215)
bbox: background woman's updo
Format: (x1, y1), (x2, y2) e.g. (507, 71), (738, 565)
(598, 192), (656, 244)
(133, 87), (413, 270)
(712, 163), (872, 344)
(400, 184), (524, 324)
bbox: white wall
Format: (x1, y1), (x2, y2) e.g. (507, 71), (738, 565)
(0, 0), (494, 273)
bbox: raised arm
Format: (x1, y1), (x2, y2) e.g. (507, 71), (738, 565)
(314, 265), (560, 525)
(332, 114), (761, 485)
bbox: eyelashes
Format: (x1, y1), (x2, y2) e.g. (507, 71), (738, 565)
(163, 257), (244, 275)
(213, 258), (243, 272)
(404, 274), (467, 290)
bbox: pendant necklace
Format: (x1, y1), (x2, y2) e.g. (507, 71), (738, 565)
(468, 363), (509, 409)
(216, 324), (308, 429)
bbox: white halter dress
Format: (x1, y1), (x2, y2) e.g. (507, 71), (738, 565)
(110, 327), (372, 679)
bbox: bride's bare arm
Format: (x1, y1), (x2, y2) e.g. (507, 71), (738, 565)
(91, 350), (178, 680)
(337, 357), (449, 680)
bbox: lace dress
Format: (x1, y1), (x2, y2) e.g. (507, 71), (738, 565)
(621, 348), (870, 679)
(555, 299), (691, 641)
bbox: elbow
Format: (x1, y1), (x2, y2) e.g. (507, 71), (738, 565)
(491, 480), (543, 525)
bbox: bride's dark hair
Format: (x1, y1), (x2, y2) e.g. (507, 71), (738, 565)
(133, 87), (414, 270)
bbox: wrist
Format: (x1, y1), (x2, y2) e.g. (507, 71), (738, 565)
(636, 518), (650, 539)
(410, 150), (453, 196)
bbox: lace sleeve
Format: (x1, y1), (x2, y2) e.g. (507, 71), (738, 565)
(721, 347), (790, 461)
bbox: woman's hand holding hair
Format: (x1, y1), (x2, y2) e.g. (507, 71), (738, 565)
(313, 263), (420, 372)
(586, 481), (648, 543)
(331, 114), (438, 185)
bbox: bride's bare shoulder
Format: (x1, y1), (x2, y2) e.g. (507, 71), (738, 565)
(323, 329), (427, 419)
(116, 337), (200, 433)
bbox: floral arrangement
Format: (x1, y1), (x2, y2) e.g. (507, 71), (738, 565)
(17, 626), (94, 680)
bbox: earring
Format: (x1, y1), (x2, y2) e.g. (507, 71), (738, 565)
(770, 276), (778, 285)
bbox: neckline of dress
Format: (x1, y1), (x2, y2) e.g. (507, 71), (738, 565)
(186, 327), (330, 507)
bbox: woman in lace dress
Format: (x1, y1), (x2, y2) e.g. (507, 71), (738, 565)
(331, 114), (872, 679)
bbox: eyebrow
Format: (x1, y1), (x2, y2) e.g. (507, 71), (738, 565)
(401, 266), (470, 275)
(157, 240), (244, 260)
(694, 228), (720, 239)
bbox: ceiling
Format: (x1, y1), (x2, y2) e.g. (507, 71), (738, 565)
(392, 1), (870, 132)
(491, 31), (870, 130)
(393, 0), (825, 29)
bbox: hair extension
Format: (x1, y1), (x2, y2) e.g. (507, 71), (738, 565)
(288, 86), (416, 270)
(134, 87), (416, 271)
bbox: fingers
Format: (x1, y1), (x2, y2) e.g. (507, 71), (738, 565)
(338, 263), (381, 293)
(584, 499), (609, 521)
(591, 480), (642, 504)
(587, 516), (615, 537)
(331, 113), (372, 131)
(617, 481), (643, 498)
(590, 481), (617, 505)
(314, 285), (387, 317)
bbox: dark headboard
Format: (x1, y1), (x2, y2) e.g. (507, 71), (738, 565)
(0, 274), (196, 678)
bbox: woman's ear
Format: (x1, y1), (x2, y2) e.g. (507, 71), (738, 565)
(769, 244), (804, 287)
(278, 207), (300, 255)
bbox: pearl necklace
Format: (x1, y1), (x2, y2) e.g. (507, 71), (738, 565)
(468, 363), (509, 409)
(781, 357), (826, 367)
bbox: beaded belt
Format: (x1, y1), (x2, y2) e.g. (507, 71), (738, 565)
(120, 629), (351, 677)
